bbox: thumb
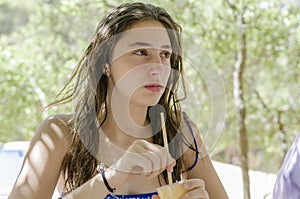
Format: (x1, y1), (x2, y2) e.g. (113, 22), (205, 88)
(152, 194), (160, 199)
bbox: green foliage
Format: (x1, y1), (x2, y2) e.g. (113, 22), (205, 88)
(0, 0), (299, 172)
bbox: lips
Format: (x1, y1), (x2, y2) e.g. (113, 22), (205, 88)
(144, 83), (164, 92)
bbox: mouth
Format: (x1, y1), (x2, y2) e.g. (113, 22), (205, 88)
(144, 83), (164, 92)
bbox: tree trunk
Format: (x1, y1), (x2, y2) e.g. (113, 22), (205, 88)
(233, 12), (251, 199)
(224, 1), (251, 198)
(276, 110), (288, 166)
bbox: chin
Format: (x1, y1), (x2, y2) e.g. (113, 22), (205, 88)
(133, 91), (164, 107)
(146, 100), (161, 107)
(136, 97), (161, 107)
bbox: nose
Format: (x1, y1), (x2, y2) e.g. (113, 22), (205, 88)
(149, 56), (163, 76)
(151, 51), (163, 65)
(149, 52), (163, 76)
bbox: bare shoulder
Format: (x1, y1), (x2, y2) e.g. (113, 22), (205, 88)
(32, 114), (73, 153)
(37, 114), (73, 134)
(8, 114), (74, 198)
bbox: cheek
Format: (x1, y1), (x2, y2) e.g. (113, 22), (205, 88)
(111, 67), (145, 96)
(110, 57), (142, 81)
(110, 62), (131, 83)
(163, 66), (171, 82)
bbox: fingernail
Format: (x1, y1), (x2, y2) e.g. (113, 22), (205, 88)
(167, 166), (173, 172)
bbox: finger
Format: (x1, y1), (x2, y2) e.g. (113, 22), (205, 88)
(133, 140), (163, 152)
(134, 144), (162, 173)
(147, 149), (175, 176)
(135, 144), (169, 178)
(131, 140), (175, 175)
(166, 159), (176, 172)
(114, 151), (152, 174)
(151, 146), (175, 172)
(136, 140), (166, 167)
(145, 154), (172, 178)
(151, 194), (160, 199)
(145, 150), (161, 172)
(135, 141), (171, 173)
(146, 167), (166, 178)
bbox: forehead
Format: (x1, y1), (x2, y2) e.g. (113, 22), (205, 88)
(124, 20), (171, 46)
(112, 21), (171, 60)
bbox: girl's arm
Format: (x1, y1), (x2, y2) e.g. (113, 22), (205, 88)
(8, 115), (72, 199)
(181, 118), (229, 199)
(8, 115), (113, 199)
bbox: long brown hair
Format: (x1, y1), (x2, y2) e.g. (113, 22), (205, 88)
(51, 2), (190, 192)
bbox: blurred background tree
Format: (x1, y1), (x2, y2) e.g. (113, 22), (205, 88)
(0, 0), (299, 186)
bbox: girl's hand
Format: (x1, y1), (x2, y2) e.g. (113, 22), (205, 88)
(179, 179), (209, 199)
(153, 179), (209, 199)
(105, 139), (176, 188)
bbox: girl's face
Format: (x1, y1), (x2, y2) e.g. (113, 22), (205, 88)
(108, 20), (172, 107)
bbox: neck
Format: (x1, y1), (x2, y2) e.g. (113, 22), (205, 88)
(102, 98), (152, 148)
(128, 102), (149, 127)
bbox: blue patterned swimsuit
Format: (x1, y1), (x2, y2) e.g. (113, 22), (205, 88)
(104, 192), (157, 199)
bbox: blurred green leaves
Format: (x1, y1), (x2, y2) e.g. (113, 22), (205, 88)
(0, 0), (299, 172)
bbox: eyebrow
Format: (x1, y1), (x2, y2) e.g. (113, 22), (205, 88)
(129, 42), (171, 50)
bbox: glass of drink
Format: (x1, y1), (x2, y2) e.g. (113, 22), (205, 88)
(156, 181), (187, 199)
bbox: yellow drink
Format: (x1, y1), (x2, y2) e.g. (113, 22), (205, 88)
(156, 182), (187, 199)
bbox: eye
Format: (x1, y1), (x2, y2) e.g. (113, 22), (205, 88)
(161, 51), (171, 59)
(134, 49), (148, 56)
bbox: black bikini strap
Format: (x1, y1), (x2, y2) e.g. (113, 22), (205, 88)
(183, 112), (199, 172)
